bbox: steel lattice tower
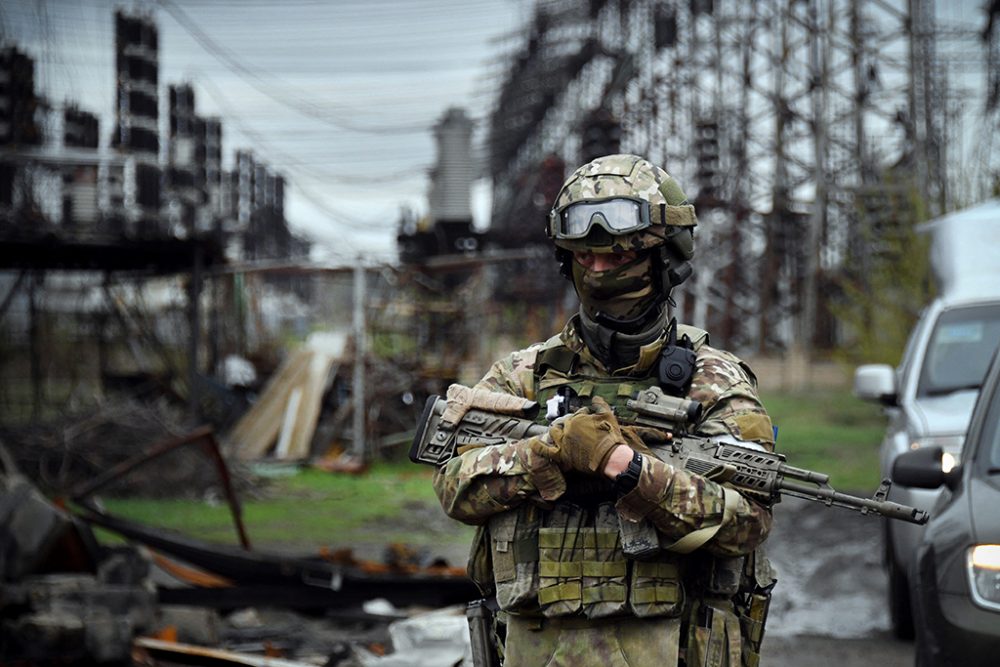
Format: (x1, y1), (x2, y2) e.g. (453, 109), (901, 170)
(486, 0), (992, 354)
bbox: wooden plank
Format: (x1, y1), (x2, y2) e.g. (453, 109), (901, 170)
(227, 349), (312, 460)
(281, 331), (349, 460)
(274, 387), (303, 460)
(284, 354), (338, 460)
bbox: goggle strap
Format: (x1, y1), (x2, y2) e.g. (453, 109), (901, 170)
(664, 204), (697, 227)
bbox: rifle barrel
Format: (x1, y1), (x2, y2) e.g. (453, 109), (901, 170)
(778, 479), (928, 524)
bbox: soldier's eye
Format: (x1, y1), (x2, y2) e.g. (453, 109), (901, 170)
(607, 253), (634, 267)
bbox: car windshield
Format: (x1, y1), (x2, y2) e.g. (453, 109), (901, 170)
(917, 304), (1000, 397)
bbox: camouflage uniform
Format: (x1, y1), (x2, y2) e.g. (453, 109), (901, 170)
(433, 318), (775, 667)
(433, 154), (776, 666)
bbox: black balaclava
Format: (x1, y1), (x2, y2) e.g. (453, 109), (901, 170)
(577, 300), (669, 371)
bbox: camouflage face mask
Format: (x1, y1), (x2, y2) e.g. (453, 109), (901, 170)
(571, 252), (659, 323)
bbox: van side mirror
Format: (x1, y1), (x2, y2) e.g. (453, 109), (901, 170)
(854, 364), (898, 406)
(892, 446), (962, 491)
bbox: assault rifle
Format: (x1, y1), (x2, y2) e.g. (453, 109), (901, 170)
(410, 384), (929, 526)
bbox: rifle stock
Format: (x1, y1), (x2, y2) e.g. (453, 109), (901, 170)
(410, 392), (547, 467)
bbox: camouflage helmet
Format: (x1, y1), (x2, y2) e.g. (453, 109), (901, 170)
(547, 154), (697, 260)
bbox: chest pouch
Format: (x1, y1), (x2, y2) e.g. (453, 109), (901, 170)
(537, 503), (586, 617)
(580, 502), (629, 619)
(488, 503), (540, 612)
(536, 502), (635, 620)
(629, 556), (686, 618)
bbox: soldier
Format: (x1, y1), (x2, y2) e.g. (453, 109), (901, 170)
(433, 154), (776, 667)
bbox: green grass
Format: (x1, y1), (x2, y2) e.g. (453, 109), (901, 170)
(761, 389), (886, 492)
(97, 390), (886, 549)
(99, 463), (475, 551)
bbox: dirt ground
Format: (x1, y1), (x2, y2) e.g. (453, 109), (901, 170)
(762, 496), (915, 666)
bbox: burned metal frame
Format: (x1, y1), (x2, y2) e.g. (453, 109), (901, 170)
(76, 505), (480, 610)
(64, 425), (481, 610)
(69, 425), (251, 550)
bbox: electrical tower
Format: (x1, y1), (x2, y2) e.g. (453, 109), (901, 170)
(486, 0), (994, 355)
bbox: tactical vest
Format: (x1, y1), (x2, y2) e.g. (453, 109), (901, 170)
(481, 326), (710, 620)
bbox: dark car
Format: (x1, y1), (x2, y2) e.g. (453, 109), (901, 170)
(892, 346), (1000, 666)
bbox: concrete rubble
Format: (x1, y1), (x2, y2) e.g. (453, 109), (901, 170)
(1, 454), (157, 662)
(0, 440), (478, 666)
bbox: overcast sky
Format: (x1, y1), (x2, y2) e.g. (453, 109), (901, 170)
(1, 0), (530, 261)
(3, 1), (994, 262)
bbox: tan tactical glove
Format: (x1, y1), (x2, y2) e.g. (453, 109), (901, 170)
(518, 437), (567, 501)
(530, 396), (626, 475)
(621, 425), (671, 457)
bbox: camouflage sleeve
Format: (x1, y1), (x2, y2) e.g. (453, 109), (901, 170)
(471, 344), (544, 400)
(432, 438), (565, 525)
(688, 345), (775, 448)
(615, 459), (772, 557)
(613, 346), (773, 557)
(432, 345), (565, 525)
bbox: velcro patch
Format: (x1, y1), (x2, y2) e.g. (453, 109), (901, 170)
(728, 412), (774, 444)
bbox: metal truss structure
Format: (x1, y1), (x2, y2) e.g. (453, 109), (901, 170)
(487, 0), (998, 355)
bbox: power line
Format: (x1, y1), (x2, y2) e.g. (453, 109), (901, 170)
(196, 76), (426, 189)
(153, 0), (435, 135)
(196, 76), (402, 242)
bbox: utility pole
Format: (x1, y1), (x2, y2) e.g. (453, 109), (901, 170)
(187, 244), (203, 420)
(803, 0), (829, 359)
(763, 0), (791, 354)
(351, 259), (366, 460)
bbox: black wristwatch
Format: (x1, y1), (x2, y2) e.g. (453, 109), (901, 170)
(613, 450), (643, 495)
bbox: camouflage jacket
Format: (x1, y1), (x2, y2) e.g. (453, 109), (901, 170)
(433, 316), (774, 559)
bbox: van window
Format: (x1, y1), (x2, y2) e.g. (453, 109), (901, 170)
(917, 304), (1000, 397)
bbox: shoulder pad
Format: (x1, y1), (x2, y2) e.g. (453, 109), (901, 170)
(537, 334), (565, 351)
(676, 323), (709, 350)
(535, 335), (576, 375)
(696, 344), (760, 388)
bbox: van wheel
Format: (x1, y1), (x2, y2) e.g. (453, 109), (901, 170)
(887, 551), (915, 640)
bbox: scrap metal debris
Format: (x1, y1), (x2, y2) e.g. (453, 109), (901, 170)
(134, 637), (322, 667)
(0, 446), (157, 663)
(70, 425), (253, 550)
(0, 396), (254, 499)
(0, 434), (479, 666)
(355, 605), (472, 667)
(78, 503), (478, 611)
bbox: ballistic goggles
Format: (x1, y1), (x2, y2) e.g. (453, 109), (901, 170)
(549, 197), (653, 240)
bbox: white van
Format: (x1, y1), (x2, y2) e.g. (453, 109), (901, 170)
(854, 198), (1000, 639)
